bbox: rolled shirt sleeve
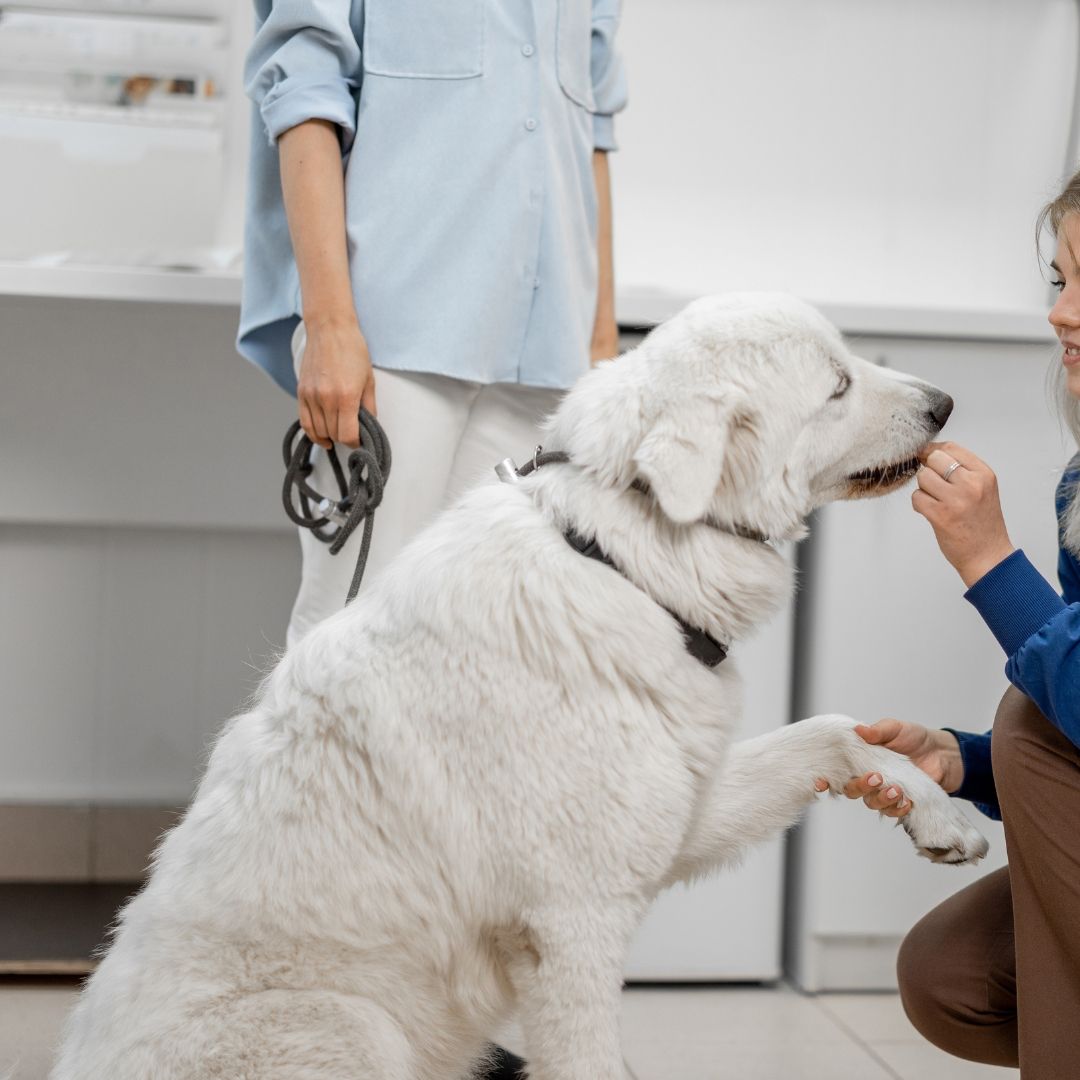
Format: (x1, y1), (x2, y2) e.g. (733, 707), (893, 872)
(590, 0), (628, 151)
(244, 0), (363, 151)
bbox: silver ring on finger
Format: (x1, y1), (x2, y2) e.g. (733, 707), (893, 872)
(942, 460), (962, 482)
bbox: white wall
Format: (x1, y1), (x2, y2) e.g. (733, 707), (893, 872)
(614, 0), (1077, 315)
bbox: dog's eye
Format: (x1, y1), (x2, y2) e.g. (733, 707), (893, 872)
(829, 371), (851, 401)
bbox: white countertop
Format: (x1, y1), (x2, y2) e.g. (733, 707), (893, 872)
(616, 286), (1055, 344)
(0, 261), (243, 307)
(0, 262), (1056, 343)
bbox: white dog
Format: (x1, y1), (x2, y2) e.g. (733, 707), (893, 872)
(51, 293), (987, 1080)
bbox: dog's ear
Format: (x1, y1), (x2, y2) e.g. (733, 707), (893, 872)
(633, 390), (749, 524)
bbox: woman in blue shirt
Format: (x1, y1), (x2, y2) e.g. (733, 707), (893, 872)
(239, 0), (627, 648)
(830, 171), (1080, 1076)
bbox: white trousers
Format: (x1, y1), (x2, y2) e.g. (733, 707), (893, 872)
(286, 322), (564, 647)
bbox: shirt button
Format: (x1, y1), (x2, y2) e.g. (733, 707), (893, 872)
(524, 118), (538, 131)
(521, 43), (535, 57)
(533, 277), (540, 289)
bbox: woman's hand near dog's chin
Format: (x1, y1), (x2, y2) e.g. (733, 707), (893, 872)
(912, 441), (1016, 588)
(813, 720), (965, 818)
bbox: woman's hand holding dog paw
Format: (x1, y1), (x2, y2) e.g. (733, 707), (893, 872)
(813, 719), (965, 817)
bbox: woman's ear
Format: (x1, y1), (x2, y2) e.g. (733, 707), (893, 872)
(633, 388), (750, 524)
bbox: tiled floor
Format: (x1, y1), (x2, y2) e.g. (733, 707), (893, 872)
(0, 980), (1016, 1079)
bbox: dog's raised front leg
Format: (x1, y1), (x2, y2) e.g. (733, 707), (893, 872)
(507, 906), (635, 1080)
(669, 714), (988, 885)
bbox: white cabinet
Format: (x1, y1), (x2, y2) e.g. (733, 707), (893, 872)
(0, 0), (249, 265)
(626, 558), (795, 980)
(0, 297), (298, 804)
(788, 336), (1067, 990)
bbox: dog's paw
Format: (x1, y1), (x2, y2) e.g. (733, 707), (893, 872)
(898, 802), (989, 865)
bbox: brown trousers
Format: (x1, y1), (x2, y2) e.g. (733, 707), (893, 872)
(897, 687), (1080, 1078)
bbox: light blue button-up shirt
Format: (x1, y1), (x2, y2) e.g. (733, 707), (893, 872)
(238, 0), (628, 395)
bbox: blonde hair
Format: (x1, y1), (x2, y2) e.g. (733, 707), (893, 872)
(1038, 170), (1080, 555)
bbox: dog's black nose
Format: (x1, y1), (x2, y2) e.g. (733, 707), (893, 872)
(926, 389), (954, 431)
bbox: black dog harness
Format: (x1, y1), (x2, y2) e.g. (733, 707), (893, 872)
(503, 448), (767, 669)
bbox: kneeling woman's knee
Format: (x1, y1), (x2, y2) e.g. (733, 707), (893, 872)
(897, 910), (989, 1056)
(897, 915), (949, 1038)
(896, 886), (1018, 1068)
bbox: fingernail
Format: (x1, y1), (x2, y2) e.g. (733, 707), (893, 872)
(898, 798), (908, 809)
(868, 774), (882, 787)
(886, 787), (898, 799)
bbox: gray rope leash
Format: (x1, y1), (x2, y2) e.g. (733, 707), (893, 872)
(282, 408), (392, 603)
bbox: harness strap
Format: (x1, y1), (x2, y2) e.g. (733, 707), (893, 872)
(508, 445), (734, 668)
(562, 528), (729, 668)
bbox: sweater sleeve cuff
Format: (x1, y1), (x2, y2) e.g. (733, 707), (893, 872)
(260, 75), (358, 151)
(942, 728), (999, 813)
(592, 114), (617, 152)
(964, 549), (1067, 657)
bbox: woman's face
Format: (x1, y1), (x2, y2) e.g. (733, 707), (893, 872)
(1049, 213), (1080, 400)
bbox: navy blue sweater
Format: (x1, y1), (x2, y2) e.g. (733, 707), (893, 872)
(946, 456), (1080, 819)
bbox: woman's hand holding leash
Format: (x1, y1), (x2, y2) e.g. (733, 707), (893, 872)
(813, 719), (965, 818)
(912, 441), (1015, 588)
(278, 119), (376, 451)
(298, 315), (377, 450)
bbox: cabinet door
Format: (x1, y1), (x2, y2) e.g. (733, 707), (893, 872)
(626, 547), (795, 981)
(789, 338), (1065, 990)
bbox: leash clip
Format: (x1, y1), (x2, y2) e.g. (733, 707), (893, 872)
(316, 497), (350, 527)
(494, 458), (520, 484)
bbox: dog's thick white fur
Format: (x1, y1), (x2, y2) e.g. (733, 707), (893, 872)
(51, 294), (987, 1080)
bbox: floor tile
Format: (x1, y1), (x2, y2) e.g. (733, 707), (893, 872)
(817, 991), (922, 1043)
(619, 987), (897, 1080)
(626, 1037), (896, 1080)
(620, 985), (852, 1046)
(871, 1039), (1018, 1078)
(818, 992), (1019, 1077)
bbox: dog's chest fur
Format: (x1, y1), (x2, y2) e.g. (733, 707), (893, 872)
(266, 480), (792, 891)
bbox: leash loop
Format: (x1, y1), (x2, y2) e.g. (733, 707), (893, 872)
(282, 408), (392, 603)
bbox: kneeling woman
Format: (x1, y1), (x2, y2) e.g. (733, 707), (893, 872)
(830, 171), (1080, 1077)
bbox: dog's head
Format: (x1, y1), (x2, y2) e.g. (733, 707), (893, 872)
(546, 293), (952, 540)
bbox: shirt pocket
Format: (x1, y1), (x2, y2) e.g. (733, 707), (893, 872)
(363, 0), (485, 79)
(556, 0), (596, 111)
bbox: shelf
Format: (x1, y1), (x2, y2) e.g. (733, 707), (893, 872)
(0, 260), (242, 305)
(617, 286), (1056, 345)
(0, 97), (225, 130)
